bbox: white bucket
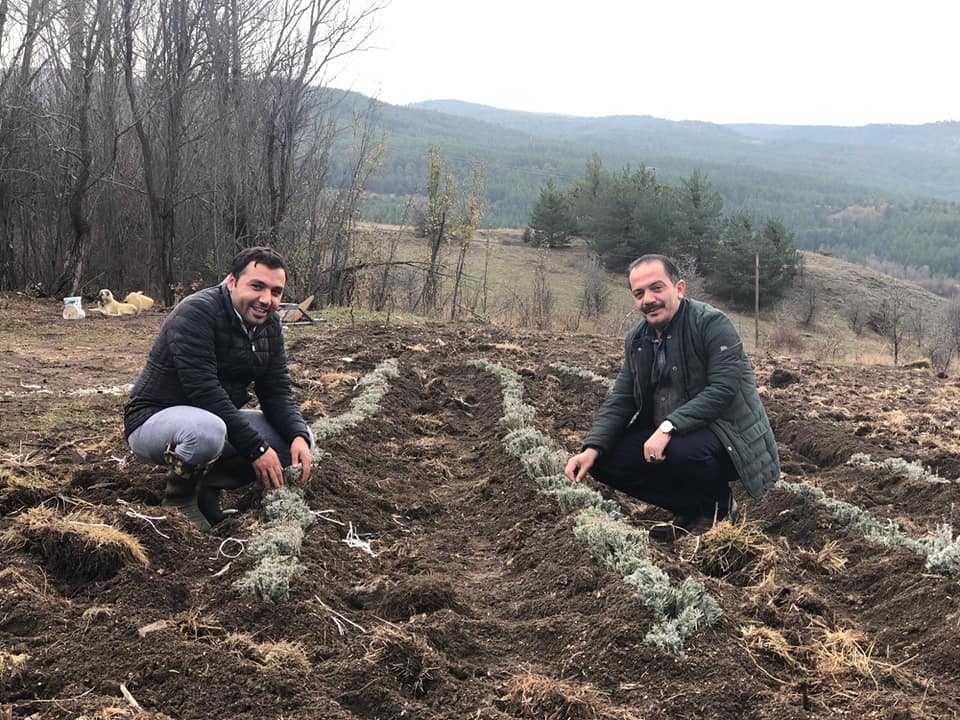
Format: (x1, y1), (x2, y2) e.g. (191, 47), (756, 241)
(63, 296), (85, 320)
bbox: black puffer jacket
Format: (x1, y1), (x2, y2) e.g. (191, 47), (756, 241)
(582, 298), (780, 499)
(124, 283), (309, 459)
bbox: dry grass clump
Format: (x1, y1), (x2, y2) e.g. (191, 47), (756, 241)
(741, 622), (917, 689)
(766, 325), (807, 353)
(80, 606), (115, 633)
(809, 622), (913, 687)
(319, 371), (358, 387)
(74, 702), (174, 719)
(0, 564), (51, 598)
(798, 540), (848, 575)
(3, 506), (148, 581)
(0, 651), (30, 679)
(697, 519), (774, 578)
(500, 673), (638, 720)
(220, 633), (311, 671)
(410, 413), (445, 432)
(175, 608), (224, 642)
(0, 463), (66, 506)
(298, 397), (327, 420)
(364, 624), (440, 696)
(740, 625), (805, 672)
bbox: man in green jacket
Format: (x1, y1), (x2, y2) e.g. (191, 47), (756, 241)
(564, 254), (779, 540)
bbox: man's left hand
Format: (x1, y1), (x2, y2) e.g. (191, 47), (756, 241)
(644, 429), (672, 463)
(290, 436), (312, 486)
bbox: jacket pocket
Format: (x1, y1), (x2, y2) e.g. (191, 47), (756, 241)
(741, 419), (768, 444)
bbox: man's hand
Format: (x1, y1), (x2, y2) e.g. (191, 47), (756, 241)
(644, 429), (672, 463)
(252, 448), (284, 490)
(564, 448), (600, 483)
(290, 436), (312, 486)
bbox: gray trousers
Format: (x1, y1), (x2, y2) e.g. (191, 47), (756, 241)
(128, 406), (313, 467)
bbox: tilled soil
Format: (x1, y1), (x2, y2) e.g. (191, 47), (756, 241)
(2, 295), (960, 719)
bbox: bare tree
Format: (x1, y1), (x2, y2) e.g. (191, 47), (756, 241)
(848, 301), (866, 336)
(50, 0), (116, 296)
(530, 242), (553, 330)
(579, 253), (610, 319)
(1, 0), (385, 300)
(872, 290), (908, 365)
(418, 146), (455, 314)
(927, 298), (960, 376)
(449, 162), (484, 320)
(800, 284), (817, 327)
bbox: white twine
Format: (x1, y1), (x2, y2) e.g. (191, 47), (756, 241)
(213, 537), (246, 559)
(342, 522), (378, 557)
(117, 499), (170, 539)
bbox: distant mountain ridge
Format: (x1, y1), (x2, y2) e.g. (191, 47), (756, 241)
(410, 99), (960, 201)
(331, 90), (960, 277)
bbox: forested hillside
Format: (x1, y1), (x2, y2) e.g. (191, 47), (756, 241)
(332, 92), (960, 278)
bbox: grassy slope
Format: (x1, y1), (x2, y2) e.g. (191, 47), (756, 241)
(350, 223), (942, 365)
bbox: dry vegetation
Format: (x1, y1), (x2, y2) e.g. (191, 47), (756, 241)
(349, 224), (945, 365)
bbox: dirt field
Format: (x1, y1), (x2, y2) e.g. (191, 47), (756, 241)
(2, 294), (960, 719)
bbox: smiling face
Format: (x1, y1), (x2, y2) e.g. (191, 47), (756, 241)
(226, 260), (285, 325)
(628, 259), (685, 333)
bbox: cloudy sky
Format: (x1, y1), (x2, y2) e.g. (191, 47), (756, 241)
(332, 0), (958, 127)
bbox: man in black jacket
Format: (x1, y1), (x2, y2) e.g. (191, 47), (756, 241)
(124, 247), (313, 530)
(564, 254), (779, 540)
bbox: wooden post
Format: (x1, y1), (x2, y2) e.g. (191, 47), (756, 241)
(754, 253), (760, 349)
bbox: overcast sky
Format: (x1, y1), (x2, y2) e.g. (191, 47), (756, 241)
(331, 0), (958, 127)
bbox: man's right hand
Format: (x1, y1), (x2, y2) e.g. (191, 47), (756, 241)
(252, 447), (284, 490)
(564, 448), (600, 483)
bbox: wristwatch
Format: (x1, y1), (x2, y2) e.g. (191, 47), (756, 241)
(250, 442), (270, 460)
(658, 420), (676, 435)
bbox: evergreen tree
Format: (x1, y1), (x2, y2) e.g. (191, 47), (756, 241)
(707, 211), (799, 307)
(675, 170), (723, 274)
(528, 179), (574, 247)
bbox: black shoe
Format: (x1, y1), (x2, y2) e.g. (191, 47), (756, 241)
(197, 456), (256, 526)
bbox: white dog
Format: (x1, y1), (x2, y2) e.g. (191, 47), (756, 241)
(123, 291), (155, 312)
(96, 289), (139, 316)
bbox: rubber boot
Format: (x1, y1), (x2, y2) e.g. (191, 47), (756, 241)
(161, 445), (212, 532)
(197, 455), (257, 526)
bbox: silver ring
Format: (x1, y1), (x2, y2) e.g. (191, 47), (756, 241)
(649, 454), (656, 461)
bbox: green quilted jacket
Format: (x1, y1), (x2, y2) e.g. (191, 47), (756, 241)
(582, 298), (780, 499)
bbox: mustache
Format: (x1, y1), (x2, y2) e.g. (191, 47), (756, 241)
(642, 303), (664, 313)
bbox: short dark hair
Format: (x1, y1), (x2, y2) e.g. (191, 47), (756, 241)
(229, 246), (286, 279)
(628, 254), (681, 284)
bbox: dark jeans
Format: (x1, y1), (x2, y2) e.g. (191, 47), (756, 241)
(590, 423), (737, 517)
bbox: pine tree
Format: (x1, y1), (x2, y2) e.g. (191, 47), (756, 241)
(707, 212), (799, 307)
(528, 179), (574, 248)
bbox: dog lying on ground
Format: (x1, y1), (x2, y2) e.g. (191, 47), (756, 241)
(95, 289), (139, 316)
(123, 291), (155, 312)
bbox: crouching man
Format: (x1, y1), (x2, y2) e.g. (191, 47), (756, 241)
(124, 246), (313, 531)
(564, 254), (779, 540)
